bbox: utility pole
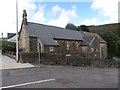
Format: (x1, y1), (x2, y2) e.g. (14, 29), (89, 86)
(16, 0), (19, 62)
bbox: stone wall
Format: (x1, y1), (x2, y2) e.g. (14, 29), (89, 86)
(23, 38), (81, 54)
(100, 43), (108, 59)
(29, 37), (38, 52)
(44, 40), (80, 54)
(19, 25), (30, 52)
(19, 52), (65, 64)
(19, 52), (119, 67)
(80, 37), (101, 58)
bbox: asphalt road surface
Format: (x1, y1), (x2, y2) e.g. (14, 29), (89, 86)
(1, 66), (118, 88)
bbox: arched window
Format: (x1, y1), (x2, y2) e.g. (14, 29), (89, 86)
(67, 41), (70, 50)
(76, 42), (79, 50)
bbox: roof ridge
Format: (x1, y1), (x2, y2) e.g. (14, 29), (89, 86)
(28, 22), (80, 33)
(83, 34), (96, 37)
(81, 31), (97, 34)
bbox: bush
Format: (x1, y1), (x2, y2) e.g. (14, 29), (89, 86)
(100, 32), (119, 58)
(2, 41), (16, 54)
(117, 42), (120, 57)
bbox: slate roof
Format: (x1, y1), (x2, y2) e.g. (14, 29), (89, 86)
(80, 31), (106, 45)
(7, 33), (16, 39)
(25, 22), (83, 45)
(80, 35), (96, 46)
(96, 34), (107, 43)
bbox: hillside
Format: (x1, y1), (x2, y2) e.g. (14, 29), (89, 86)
(88, 23), (120, 38)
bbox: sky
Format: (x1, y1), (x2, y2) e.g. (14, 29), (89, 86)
(0, 0), (119, 37)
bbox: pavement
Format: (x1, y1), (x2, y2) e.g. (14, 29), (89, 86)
(0, 55), (34, 70)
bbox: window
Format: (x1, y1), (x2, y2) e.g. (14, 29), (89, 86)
(91, 48), (94, 52)
(82, 47), (86, 51)
(67, 41), (70, 50)
(50, 47), (54, 52)
(76, 42), (79, 50)
(55, 40), (58, 43)
(96, 49), (98, 52)
(41, 44), (43, 53)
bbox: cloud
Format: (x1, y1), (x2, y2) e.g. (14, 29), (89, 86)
(78, 18), (98, 25)
(0, 0), (15, 30)
(47, 11), (69, 28)
(47, 5), (78, 28)
(91, 0), (118, 16)
(0, 0), (38, 37)
(0, 0), (78, 37)
(77, 0), (119, 26)
(51, 5), (62, 16)
(72, 5), (77, 10)
(30, 4), (46, 23)
(90, 0), (118, 23)
(2, 0), (118, 37)
(78, 17), (118, 26)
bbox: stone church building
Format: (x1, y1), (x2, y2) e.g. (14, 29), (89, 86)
(19, 10), (107, 59)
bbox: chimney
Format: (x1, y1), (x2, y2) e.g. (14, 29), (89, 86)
(22, 10), (27, 25)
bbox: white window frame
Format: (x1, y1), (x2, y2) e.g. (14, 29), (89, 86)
(55, 40), (58, 43)
(67, 41), (70, 50)
(82, 47), (86, 51)
(50, 47), (54, 52)
(76, 42), (79, 50)
(91, 48), (94, 52)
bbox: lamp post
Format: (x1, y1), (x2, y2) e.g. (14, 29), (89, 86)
(16, 0), (19, 62)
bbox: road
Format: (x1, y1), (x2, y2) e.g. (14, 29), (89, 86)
(1, 66), (118, 88)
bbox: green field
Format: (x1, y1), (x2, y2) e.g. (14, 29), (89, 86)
(88, 23), (120, 38)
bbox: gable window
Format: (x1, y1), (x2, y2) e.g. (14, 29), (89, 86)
(67, 41), (70, 50)
(50, 47), (54, 52)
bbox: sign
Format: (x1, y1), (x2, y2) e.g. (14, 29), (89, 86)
(66, 54), (71, 57)
(38, 40), (41, 44)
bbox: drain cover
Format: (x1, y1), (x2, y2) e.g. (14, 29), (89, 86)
(56, 78), (73, 84)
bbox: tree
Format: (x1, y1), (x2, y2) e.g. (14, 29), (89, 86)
(65, 23), (77, 30)
(77, 25), (90, 32)
(100, 32), (119, 58)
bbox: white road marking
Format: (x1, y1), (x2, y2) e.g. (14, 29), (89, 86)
(1, 78), (55, 89)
